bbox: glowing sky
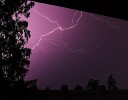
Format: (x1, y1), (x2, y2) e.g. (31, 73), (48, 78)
(25, 2), (128, 90)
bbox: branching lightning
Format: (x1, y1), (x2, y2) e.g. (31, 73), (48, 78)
(32, 9), (100, 54)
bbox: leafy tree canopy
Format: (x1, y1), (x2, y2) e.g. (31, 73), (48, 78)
(0, 0), (35, 88)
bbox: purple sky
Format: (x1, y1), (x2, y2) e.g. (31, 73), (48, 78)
(24, 2), (128, 90)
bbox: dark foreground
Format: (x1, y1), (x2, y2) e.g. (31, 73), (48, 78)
(2, 90), (128, 100)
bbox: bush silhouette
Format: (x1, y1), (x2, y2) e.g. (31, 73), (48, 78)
(25, 79), (38, 90)
(74, 84), (83, 91)
(86, 79), (99, 91)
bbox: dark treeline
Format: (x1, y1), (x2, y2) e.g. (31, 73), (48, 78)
(46, 74), (118, 92)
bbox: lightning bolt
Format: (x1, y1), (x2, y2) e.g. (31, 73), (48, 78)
(89, 14), (120, 30)
(31, 9), (100, 54)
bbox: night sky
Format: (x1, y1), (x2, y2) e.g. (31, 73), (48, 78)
(25, 2), (128, 90)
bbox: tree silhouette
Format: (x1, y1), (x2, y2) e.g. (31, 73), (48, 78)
(86, 79), (99, 91)
(107, 74), (118, 91)
(0, 0), (35, 89)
